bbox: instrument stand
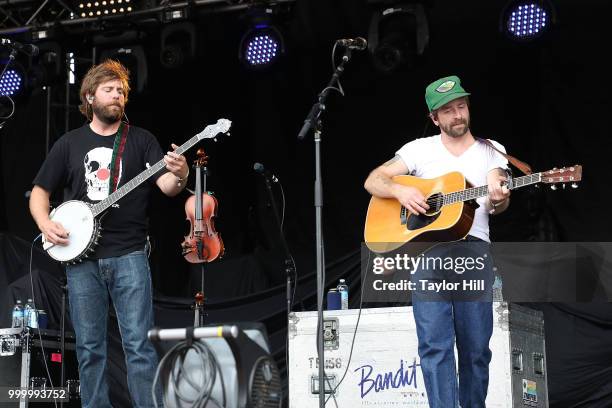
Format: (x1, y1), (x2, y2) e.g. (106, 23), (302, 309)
(193, 265), (206, 327)
(193, 290), (206, 327)
(297, 47), (353, 407)
(192, 164), (209, 328)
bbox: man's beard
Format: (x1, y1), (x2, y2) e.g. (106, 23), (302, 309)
(92, 101), (123, 125)
(441, 118), (470, 138)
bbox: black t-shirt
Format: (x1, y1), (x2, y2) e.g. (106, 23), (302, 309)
(33, 124), (166, 258)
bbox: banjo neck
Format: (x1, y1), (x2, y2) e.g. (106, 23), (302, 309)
(90, 156), (166, 217)
(90, 121), (229, 217)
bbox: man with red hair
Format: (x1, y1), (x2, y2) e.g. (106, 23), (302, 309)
(29, 60), (189, 407)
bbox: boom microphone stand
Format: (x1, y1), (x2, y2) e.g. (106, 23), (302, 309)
(0, 49), (18, 129)
(297, 44), (355, 407)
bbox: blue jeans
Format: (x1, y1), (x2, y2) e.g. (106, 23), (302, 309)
(412, 238), (493, 408)
(66, 250), (161, 408)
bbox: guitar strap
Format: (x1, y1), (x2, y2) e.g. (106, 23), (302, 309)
(109, 122), (129, 193)
(480, 138), (532, 175)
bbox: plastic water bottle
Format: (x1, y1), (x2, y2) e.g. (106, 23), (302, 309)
(12, 300), (24, 328)
(24, 299), (34, 328)
(337, 279), (349, 310)
(493, 274), (504, 302)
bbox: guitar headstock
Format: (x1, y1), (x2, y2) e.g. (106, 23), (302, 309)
(197, 118), (232, 142)
(540, 165), (582, 190)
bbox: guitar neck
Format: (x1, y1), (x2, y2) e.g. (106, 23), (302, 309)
(444, 172), (542, 205)
(91, 134), (201, 216)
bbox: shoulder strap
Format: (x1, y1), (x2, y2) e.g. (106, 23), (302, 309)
(109, 122), (129, 193)
(480, 138), (532, 175)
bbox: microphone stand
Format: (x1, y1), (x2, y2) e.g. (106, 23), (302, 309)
(297, 46), (353, 407)
(0, 49), (18, 129)
(59, 275), (67, 407)
(0, 49), (17, 83)
(258, 170), (295, 396)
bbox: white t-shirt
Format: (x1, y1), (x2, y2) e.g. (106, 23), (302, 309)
(395, 135), (508, 242)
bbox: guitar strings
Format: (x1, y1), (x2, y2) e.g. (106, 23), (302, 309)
(424, 179), (538, 206)
(412, 170), (574, 208)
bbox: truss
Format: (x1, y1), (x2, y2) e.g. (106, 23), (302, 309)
(0, 0), (294, 35)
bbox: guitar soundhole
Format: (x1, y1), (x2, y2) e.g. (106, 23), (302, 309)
(401, 193), (443, 231)
(407, 211), (441, 231)
(426, 193), (443, 214)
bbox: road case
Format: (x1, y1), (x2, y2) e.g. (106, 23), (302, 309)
(288, 303), (548, 407)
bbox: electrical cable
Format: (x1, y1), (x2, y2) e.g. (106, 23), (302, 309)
(276, 176), (299, 405)
(153, 338), (226, 408)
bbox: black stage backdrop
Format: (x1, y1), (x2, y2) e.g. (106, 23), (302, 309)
(1, 0), (611, 407)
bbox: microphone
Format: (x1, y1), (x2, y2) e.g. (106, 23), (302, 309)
(335, 37), (367, 51)
(0, 38), (39, 56)
(253, 162), (278, 183)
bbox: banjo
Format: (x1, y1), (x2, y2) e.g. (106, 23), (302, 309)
(42, 118), (232, 264)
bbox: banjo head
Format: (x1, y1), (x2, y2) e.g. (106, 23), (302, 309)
(46, 200), (96, 262)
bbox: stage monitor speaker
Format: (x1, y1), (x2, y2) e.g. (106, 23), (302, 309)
(150, 322), (281, 408)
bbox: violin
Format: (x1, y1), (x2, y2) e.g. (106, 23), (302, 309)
(181, 148), (224, 263)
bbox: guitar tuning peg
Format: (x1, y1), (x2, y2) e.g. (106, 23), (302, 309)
(571, 183), (579, 189)
(562, 183), (566, 189)
(550, 184), (557, 190)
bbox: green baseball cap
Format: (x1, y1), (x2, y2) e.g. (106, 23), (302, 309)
(425, 75), (471, 112)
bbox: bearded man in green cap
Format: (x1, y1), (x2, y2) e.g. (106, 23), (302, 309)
(364, 75), (511, 407)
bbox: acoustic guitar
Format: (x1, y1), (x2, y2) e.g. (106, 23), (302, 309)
(364, 165), (582, 254)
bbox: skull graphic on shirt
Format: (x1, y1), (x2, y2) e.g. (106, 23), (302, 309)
(83, 147), (122, 201)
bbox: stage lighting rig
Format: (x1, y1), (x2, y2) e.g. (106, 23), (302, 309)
(27, 42), (65, 88)
(500, 0), (556, 41)
(76, 0), (134, 18)
(0, 47), (29, 98)
(31, 30), (50, 41)
(98, 45), (148, 93)
(0, 67), (23, 97)
(160, 22), (196, 69)
(238, 7), (285, 69)
(367, 1), (429, 74)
